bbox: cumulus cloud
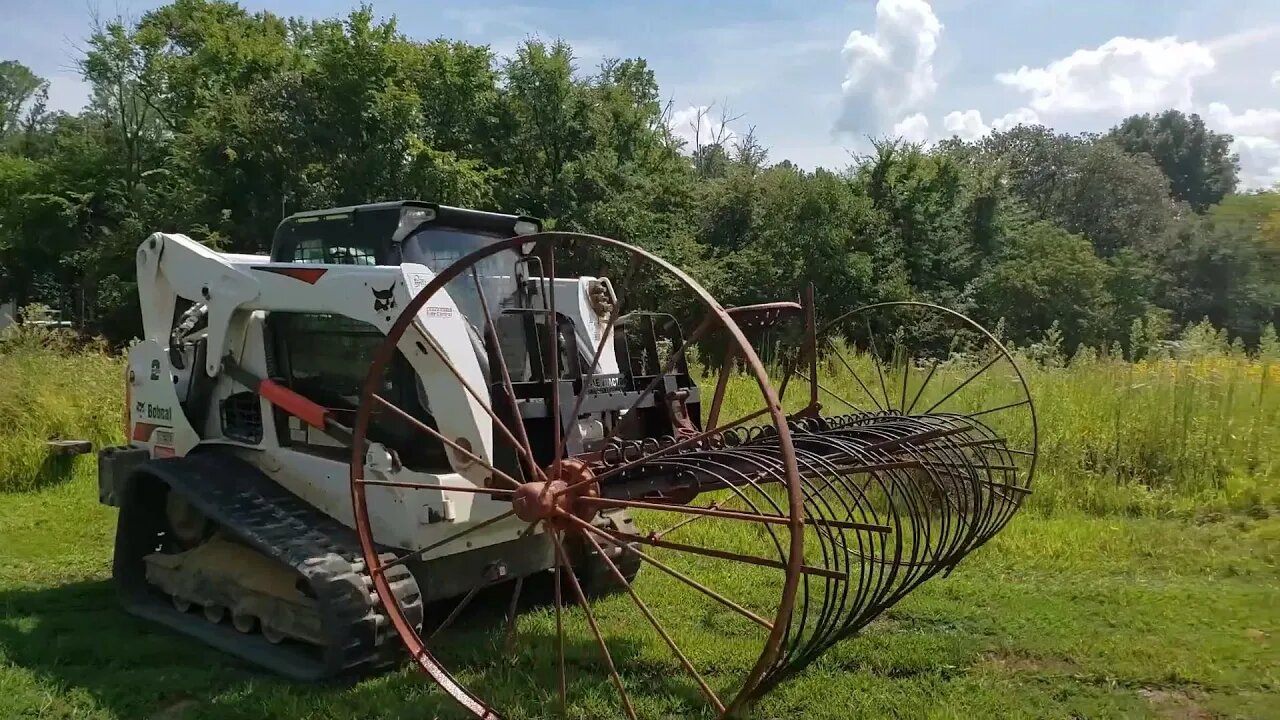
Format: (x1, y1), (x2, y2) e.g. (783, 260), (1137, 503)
(940, 107), (1040, 141)
(1204, 102), (1280, 189)
(989, 35), (1280, 187)
(992, 107), (1040, 132)
(1231, 136), (1280, 190)
(668, 104), (738, 148)
(996, 37), (1215, 116)
(1206, 102), (1280, 137)
(837, 0), (942, 134)
(1273, 70), (1280, 87)
(891, 113), (931, 143)
(942, 110), (986, 141)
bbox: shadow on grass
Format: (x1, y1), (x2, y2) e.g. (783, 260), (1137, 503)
(0, 453), (86, 494)
(0, 575), (713, 719)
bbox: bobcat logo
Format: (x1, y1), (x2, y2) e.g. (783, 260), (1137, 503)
(372, 284), (397, 313)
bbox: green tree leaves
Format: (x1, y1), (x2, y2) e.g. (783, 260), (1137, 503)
(0, 0), (1275, 353)
(1110, 110), (1239, 211)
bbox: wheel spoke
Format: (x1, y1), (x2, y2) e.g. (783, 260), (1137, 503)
(502, 575), (524, 654)
(564, 513), (774, 630)
(556, 254), (641, 466)
(805, 283), (819, 412)
(428, 578), (486, 642)
(577, 527), (726, 714)
(965, 398), (1031, 418)
(599, 315), (716, 447)
(545, 241), (563, 471)
(795, 371), (864, 413)
(579, 496), (891, 534)
(905, 357), (940, 415)
(354, 479), (514, 496)
(551, 534), (638, 720)
(921, 352), (1002, 415)
(650, 498), (730, 541)
(557, 405), (772, 497)
(865, 318), (892, 411)
(372, 394), (523, 489)
(825, 337), (885, 412)
(471, 267), (541, 484)
(407, 333), (547, 483)
(585, 520), (845, 581)
(553, 530), (566, 711)
(376, 510), (520, 573)
(897, 339), (910, 415)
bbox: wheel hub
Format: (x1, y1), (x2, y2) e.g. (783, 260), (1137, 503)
(511, 459), (599, 526)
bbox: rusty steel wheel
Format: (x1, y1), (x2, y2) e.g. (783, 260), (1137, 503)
(348, 232), (810, 719)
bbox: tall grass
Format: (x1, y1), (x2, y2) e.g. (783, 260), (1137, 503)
(703, 333), (1278, 518)
(1, 322), (1275, 516)
(1021, 352), (1277, 516)
(0, 326), (125, 493)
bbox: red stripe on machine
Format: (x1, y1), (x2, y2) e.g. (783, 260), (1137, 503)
(258, 378), (328, 429)
(253, 266), (329, 284)
(132, 422), (162, 442)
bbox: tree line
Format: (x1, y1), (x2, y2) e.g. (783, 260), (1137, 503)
(0, 0), (1276, 357)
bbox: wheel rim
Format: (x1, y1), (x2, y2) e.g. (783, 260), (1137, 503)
(203, 604), (225, 623)
(232, 613), (255, 633)
(348, 232), (806, 719)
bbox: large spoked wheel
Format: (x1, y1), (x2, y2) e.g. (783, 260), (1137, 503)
(348, 232), (808, 719)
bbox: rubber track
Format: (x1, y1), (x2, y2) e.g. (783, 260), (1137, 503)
(113, 451), (423, 681)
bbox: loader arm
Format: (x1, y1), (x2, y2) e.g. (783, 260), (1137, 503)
(136, 232), (494, 483)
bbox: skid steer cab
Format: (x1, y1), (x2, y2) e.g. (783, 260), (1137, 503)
(95, 200), (701, 680)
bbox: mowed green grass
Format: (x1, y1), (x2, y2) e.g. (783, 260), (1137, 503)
(1, 336), (1279, 719)
(2, 476), (1277, 719)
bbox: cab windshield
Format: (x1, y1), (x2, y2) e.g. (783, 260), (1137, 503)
(400, 226), (521, 329)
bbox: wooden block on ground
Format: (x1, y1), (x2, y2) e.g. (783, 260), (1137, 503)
(47, 439), (93, 456)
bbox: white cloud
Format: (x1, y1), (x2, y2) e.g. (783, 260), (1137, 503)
(1206, 102), (1280, 137)
(1231, 136), (1280, 190)
(891, 112), (931, 143)
(940, 107), (1039, 141)
(942, 109), (986, 141)
(1203, 102), (1280, 189)
(996, 36), (1215, 116)
(991, 107), (1040, 132)
(837, 0), (943, 134)
(668, 104), (738, 148)
(1272, 70), (1280, 88)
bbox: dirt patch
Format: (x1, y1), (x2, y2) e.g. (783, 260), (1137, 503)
(1138, 688), (1214, 720)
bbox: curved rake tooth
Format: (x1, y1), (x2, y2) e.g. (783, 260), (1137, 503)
(692, 408), (1030, 697)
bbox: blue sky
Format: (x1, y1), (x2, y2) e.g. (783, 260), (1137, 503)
(4, 0), (1280, 186)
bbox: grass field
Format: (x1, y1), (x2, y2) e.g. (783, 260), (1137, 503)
(1, 326), (1278, 719)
